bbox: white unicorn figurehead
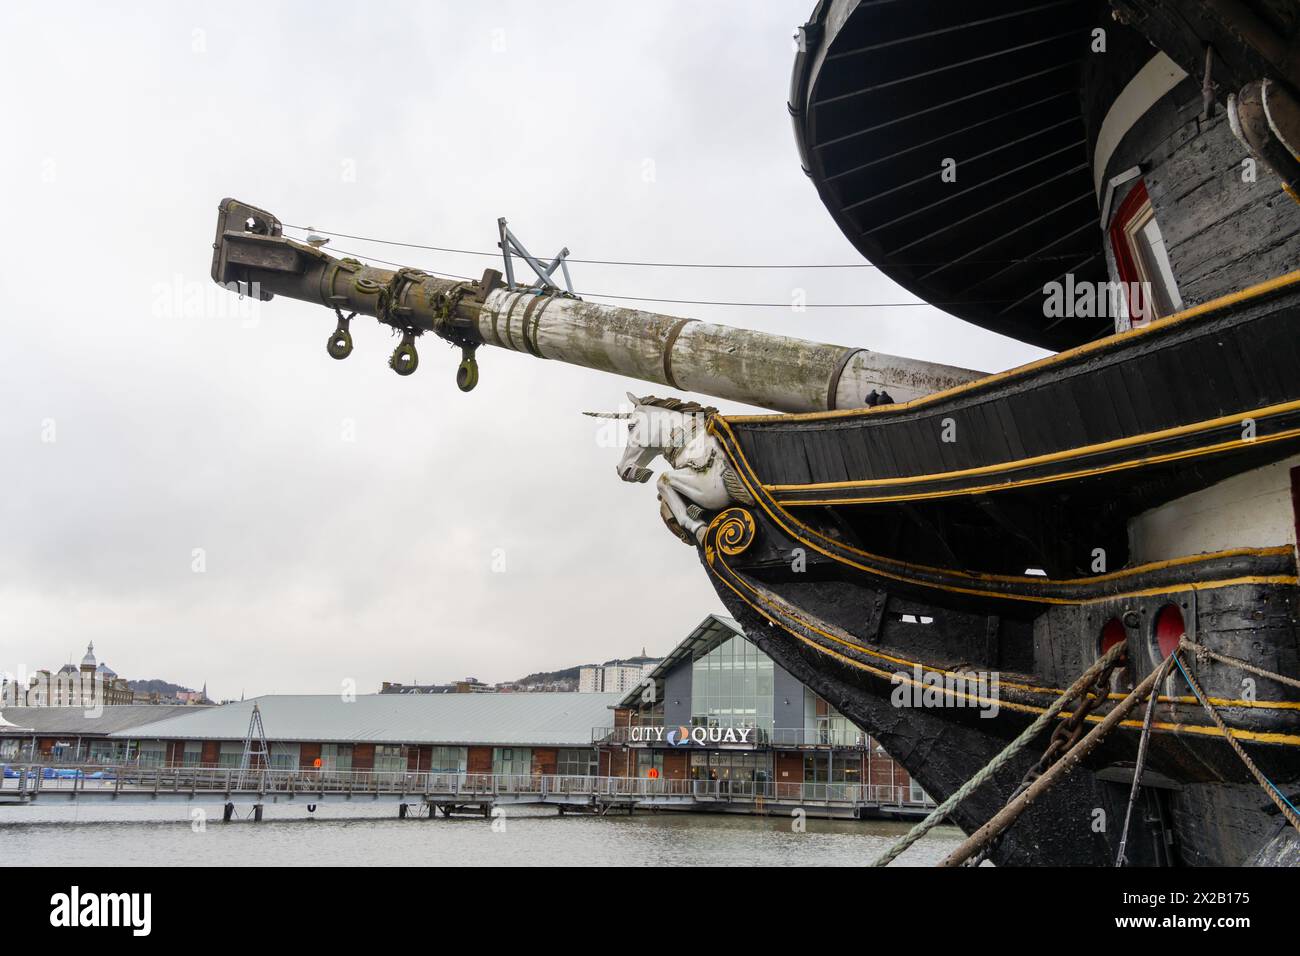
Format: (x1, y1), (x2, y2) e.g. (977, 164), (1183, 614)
(586, 393), (741, 545)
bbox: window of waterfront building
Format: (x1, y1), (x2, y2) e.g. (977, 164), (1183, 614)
(88, 740), (124, 763)
(428, 746), (466, 774)
(372, 744), (407, 774)
(636, 750), (665, 778)
(688, 750), (771, 785)
(557, 748), (597, 777)
(637, 699), (664, 726)
(319, 743), (352, 773)
(803, 752), (860, 784)
(690, 634), (774, 733)
(218, 741), (242, 768)
(492, 747), (531, 776)
(269, 742), (299, 770)
(137, 741), (166, 767)
(182, 741), (202, 767)
(803, 689), (864, 746)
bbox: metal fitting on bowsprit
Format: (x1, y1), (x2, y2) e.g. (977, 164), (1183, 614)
(389, 329), (420, 376)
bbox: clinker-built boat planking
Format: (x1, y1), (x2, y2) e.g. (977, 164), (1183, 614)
(212, 0), (1300, 865)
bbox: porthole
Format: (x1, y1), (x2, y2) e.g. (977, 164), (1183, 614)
(1099, 618), (1126, 656)
(1154, 603), (1185, 658)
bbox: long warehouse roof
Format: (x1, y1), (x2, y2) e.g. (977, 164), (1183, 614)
(0, 705), (202, 736)
(106, 693), (622, 747)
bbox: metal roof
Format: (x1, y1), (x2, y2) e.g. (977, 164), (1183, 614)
(106, 693), (623, 747)
(616, 614), (745, 709)
(0, 705), (202, 737)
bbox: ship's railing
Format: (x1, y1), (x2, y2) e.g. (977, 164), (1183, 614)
(1, 763), (935, 807)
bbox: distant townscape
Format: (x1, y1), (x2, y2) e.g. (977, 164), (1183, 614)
(0, 642), (213, 708)
(379, 650), (662, 695)
(3, 640), (666, 706)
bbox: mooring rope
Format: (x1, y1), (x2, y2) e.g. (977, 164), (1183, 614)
(1173, 639), (1300, 837)
(940, 653), (1171, 867)
(1115, 652), (1175, 866)
(869, 641), (1127, 868)
(1179, 637), (1300, 692)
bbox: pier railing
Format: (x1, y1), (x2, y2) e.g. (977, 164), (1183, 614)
(2, 763), (933, 808)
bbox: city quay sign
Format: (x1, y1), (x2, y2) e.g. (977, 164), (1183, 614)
(628, 725), (754, 746)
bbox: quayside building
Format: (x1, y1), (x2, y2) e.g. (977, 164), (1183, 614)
(96, 692), (618, 777)
(594, 614), (931, 817)
(1, 617), (929, 819)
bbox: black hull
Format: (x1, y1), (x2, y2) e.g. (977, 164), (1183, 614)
(702, 533), (1300, 866)
(694, 277), (1300, 866)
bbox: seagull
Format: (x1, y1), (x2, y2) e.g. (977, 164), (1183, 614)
(305, 231), (331, 249)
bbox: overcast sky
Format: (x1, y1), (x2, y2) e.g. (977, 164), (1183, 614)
(0, 1), (1046, 698)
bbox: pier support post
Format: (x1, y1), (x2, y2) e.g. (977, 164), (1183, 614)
(253, 804), (263, 822)
(223, 802), (234, 823)
(399, 803), (407, 819)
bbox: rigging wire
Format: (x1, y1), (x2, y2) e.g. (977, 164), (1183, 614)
(325, 245), (994, 310)
(284, 223), (1082, 271)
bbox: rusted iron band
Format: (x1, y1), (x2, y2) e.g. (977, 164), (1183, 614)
(489, 294), (507, 348)
(826, 347), (860, 411)
(502, 292), (528, 352)
(524, 295), (554, 359)
(662, 318), (696, 390)
(520, 294), (546, 358)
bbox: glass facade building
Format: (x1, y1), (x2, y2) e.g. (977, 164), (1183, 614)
(690, 633), (774, 732)
(598, 613), (930, 815)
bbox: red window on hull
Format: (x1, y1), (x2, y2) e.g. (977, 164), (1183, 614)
(1154, 604), (1185, 659)
(1107, 179), (1183, 329)
(1100, 618), (1126, 656)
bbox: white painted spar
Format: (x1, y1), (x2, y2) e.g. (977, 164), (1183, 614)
(1093, 52), (1188, 198)
(476, 287), (984, 413)
(1127, 454), (1300, 563)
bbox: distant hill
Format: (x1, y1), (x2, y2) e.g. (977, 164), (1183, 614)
(512, 655), (660, 689)
(127, 679), (193, 697)
(513, 665), (582, 689)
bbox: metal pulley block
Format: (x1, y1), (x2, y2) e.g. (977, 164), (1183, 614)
(456, 345), (479, 392)
(327, 308), (355, 360)
(389, 329), (419, 376)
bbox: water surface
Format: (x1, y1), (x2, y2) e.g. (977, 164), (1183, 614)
(1, 802), (960, 866)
